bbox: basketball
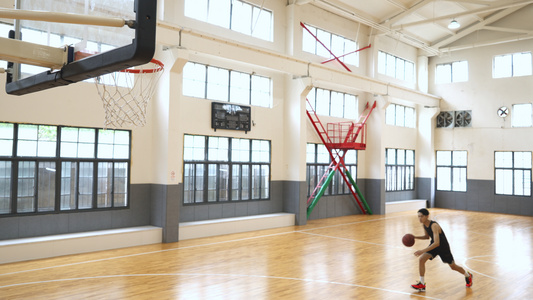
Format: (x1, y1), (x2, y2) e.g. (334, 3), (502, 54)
(402, 233), (415, 247)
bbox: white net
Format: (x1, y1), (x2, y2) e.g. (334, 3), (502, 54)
(94, 59), (164, 128)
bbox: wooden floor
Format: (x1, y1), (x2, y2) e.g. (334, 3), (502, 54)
(0, 208), (532, 299)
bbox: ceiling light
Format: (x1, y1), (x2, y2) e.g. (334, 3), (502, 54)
(448, 19), (460, 29)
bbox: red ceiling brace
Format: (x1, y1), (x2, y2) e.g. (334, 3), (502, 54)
(300, 22), (352, 72)
(321, 44), (372, 64)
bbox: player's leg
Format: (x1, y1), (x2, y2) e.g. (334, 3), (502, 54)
(411, 252), (432, 291)
(449, 261), (473, 287)
(419, 252), (432, 277)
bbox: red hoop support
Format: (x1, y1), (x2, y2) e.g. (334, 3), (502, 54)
(120, 59), (164, 74)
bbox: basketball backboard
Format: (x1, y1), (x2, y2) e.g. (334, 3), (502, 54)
(0, 0), (156, 95)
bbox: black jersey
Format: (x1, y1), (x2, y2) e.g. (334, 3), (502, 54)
(424, 220), (455, 264)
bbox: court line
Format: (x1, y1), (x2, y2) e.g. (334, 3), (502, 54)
(462, 256), (497, 280)
(298, 214), (407, 232)
(0, 215), (408, 277)
(0, 273), (441, 299)
(299, 231), (407, 249)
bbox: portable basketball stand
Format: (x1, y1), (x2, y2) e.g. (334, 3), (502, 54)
(0, 0), (156, 96)
(306, 99), (376, 218)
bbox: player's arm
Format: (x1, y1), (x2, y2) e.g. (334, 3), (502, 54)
(414, 223), (441, 257)
(414, 225), (430, 240)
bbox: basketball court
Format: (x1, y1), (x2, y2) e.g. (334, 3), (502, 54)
(1, 0), (533, 299)
(0, 209), (531, 299)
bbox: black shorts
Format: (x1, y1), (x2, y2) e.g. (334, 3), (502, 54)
(427, 246), (455, 264)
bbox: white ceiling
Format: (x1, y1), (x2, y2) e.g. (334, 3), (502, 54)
(297, 0), (533, 56)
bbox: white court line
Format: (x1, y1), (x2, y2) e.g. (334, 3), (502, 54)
(0, 215), (406, 277)
(462, 256), (497, 280)
(0, 230), (297, 277)
(299, 231), (406, 250)
(299, 214), (407, 233)
(0, 273), (441, 299)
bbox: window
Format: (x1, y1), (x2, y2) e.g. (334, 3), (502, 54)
(184, 0), (273, 41)
(302, 24), (359, 67)
(183, 135), (270, 204)
(436, 151), (467, 192)
(8, 24), (120, 81)
(436, 61), (468, 84)
(307, 87), (358, 119)
(385, 103), (415, 128)
(385, 148), (414, 191)
(493, 52), (532, 78)
(512, 103), (532, 127)
(495, 151), (531, 196)
(306, 144), (357, 196)
(183, 62), (272, 108)
(378, 51), (415, 83)
(0, 122), (130, 215)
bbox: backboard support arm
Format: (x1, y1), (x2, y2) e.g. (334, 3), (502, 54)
(5, 0), (156, 96)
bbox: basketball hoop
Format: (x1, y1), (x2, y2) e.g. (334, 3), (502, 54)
(95, 59), (164, 128)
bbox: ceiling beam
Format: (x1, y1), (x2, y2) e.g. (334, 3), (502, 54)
(382, 0), (435, 25)
(444, 0), (492, 5)
(307, 0), (441, 55)
(440, 32), (533, 52)
(483, 26), (533, 34)
(392, 0), (533, 29)
(432, 5), (524, 49)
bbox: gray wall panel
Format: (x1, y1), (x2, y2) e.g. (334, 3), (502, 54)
(0, 184), (152, 241)
(433, 179), (533, 216)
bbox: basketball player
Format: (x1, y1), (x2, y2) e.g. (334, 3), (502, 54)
(410, 208), (473, 292)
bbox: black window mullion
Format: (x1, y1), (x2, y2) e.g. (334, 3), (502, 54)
(11, 125), (18, 214)
(94, 129), (99, 209)
(229, 0), (233, 30)
(54, 127), (62, 212)
(227, 70), (232, 103)
(228, 139), (233, 201)
(33, 161), (39, 213)
(204, 65), (209, 99)
(203, 163), (208, 204)
(249, 74), (252, 105)
(75, 161), (80, 209)
(111, 162), (115, 207)
(215, 163), (219, 203)
(92, 161), (98, 209)
(203, 136), (209, 203)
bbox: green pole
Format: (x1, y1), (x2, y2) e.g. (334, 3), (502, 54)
(307, 169), (336, 219)
(345, 169), (373, 215)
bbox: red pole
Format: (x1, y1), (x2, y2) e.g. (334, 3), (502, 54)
(321, 44), (372, 64)
(300, 22), (352, 72)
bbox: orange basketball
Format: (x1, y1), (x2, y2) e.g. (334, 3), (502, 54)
(402, 233), (415, 247)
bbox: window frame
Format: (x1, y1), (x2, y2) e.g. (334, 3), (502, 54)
(183, 134), (271, 204)
(183, 62), (273, 108)
(511, 103), (533, 128)
(302, 23), (360, 67)
(184, 0), (274, 41)
(0, 122), (131, 216)
(378, 51), (415, 83)
(494, 151), (532, 196)
(436, 60), (469, 84)
(306, 87), (359, 119)
(436, 150), (467, 192)
(385, 148), (415, 192)
(306, 143), (358, 197)
(385, 103), (416, 128)
(493, 52), (533, 78)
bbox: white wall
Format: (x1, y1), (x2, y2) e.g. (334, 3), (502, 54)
(430, 39), (533, 180)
